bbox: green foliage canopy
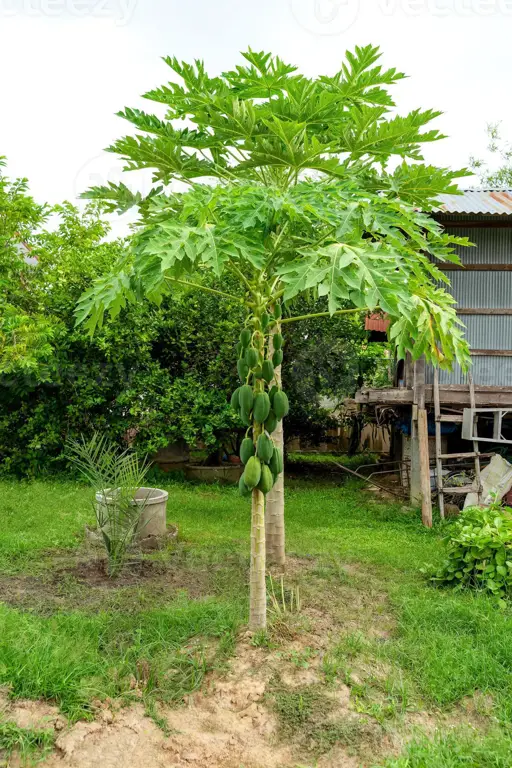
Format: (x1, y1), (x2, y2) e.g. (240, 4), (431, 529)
(78, 45), (470, 370)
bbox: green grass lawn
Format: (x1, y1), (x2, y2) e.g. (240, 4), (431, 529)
(1, 476), (512, 765)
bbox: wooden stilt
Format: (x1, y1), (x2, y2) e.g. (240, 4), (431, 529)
(418, 407), (433, 527)
(434, 368), (445, 519)
(468, 373), (482, 504)
(412, 357), (433, 527)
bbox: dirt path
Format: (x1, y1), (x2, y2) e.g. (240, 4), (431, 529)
(2, 637), (363, 768)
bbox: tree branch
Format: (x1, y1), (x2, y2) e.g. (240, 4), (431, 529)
(280, 307), (372, 325)
(164, 276), (242, 302)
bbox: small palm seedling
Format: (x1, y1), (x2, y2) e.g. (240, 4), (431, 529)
(68, 433), (151, 577)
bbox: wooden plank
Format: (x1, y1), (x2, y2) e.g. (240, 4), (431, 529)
(443, 485), (477, 494)
(438, 263), (512, 271)
(470, 350), (512, 357)
(439, 414), (464, 422)
(354, 388), (414, 404)
(418, 408), (433, 528)
(439, 452), (480, 459)
(437, 219), (512, 228)
(457, 308), (512, 316)
(356, 386), (512, 408)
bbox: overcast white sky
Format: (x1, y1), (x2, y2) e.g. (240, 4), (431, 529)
(2, 0), (512, 229)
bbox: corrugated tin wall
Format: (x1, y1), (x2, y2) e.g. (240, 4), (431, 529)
(446, 227), (512, 265)
(426, 223), (512, 386)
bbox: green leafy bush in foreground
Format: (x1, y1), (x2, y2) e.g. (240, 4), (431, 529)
(428, 503), (512, 600)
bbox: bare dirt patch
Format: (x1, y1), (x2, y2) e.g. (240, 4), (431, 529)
(1, 557), (498, 767)
(0, 549), (247, 614)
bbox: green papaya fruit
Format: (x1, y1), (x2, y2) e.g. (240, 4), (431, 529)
(239, 384), (254, 413)
(269, 449), (280, 477)
(239, 475), (251, 497)
(257, 433), (274, 463)
(261, 313), (271, 331)
(273, 333), (283, 350)
(230, 387), (240, 411)
(240, 437), (255, 464)
(253, 392), (271, 423)
(252, 367), (263, 379)
(237, 359), (249, 381)
(258, 465), (274, 494)
(268, 385), (278, 404)
(240, 407), (252, 427)
(265, 410), (277, 434)
(273, 390), (289, 420)
(236, 341), (242, 356)
(274, 304), (282, 320)
(243, 456), (262, 489)
(272, 349), (283, 368)
(245, 347), (259, 369)
(262, 360), (275, 384)
(240, 328), (252, 347)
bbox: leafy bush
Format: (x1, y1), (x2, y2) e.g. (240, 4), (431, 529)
(428, 503), (512, 599)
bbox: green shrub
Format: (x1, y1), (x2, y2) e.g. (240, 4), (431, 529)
(428, 503), (512, 599)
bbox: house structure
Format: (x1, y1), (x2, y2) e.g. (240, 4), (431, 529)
(355, 190), (512, 524)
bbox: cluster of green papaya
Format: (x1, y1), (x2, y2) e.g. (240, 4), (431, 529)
(230, 305), (289, 497)
(237, 434), (284, 497)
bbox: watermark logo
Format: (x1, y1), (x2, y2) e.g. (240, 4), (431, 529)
(1, 0), (137, 25)
(289, 0), (360, 35)
(290, 0), (512, 34)
(73, 153), (153, 205)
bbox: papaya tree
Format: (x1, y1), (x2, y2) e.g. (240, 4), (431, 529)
(76, 45), (470, 629)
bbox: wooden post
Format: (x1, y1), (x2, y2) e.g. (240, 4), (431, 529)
(409, 355), (422, 506)
(418, 408), (433, 527)
(410, 357), (433, 526)
(433, 368), (445, 520)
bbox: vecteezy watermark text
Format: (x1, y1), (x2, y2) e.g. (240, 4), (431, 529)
(1, 0), (136, 25)
(290, 0), (512, 35)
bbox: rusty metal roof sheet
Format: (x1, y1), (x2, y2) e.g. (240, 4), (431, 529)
(365, 314), (390, 333)
(436, 190), (512, 215)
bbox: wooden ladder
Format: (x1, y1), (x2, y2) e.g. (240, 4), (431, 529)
(433, 369), (482, 518)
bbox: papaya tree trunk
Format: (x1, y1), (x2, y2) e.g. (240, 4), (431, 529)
(249, 487), (267, 630)
(266, 323), (286, 567)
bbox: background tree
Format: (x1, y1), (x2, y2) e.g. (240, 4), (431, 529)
(0, 179), (244, 475)
(283, 295), (390, 446)
(0, 162), (381, 476)
(469, 123), (512, 187)
(77, 46), (470, 629)
(0, 158), (55, 378)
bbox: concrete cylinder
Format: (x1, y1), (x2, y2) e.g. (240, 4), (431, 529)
(95, 487), (169, 540)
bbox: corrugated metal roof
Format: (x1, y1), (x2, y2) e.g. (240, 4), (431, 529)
(436, 190), (512, 215)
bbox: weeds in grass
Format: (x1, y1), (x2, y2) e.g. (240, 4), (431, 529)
(267, 678), (379, 756)
(251, 630), (274, 649)
(380, 727), (512, 767)
(0, 598), (243, 720)
(268, 574), (301, 616)
(0, 721), (55, 764)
